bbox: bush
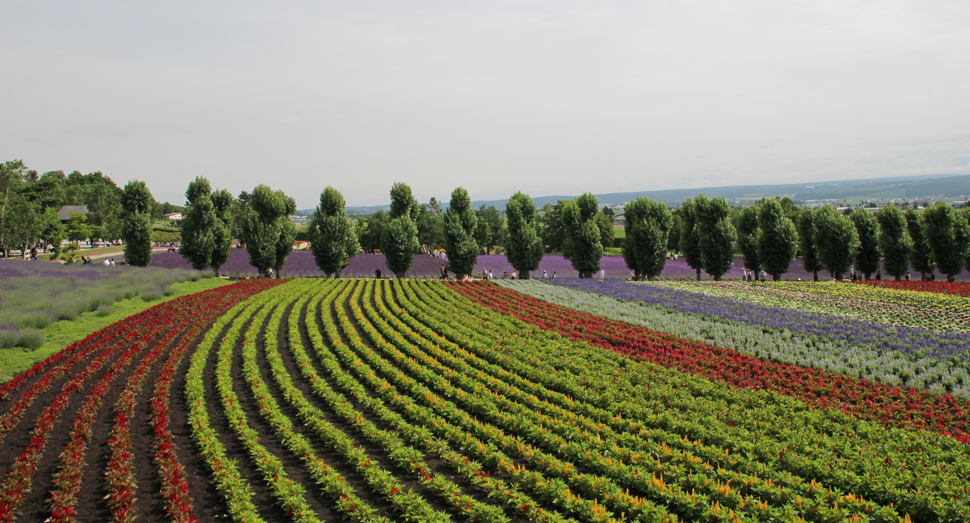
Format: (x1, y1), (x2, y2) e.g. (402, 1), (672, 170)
(18, 328), (45, 350)
(96, 304), (114, 317)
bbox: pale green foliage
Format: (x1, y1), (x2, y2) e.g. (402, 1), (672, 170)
(121, 180), (154, 266)
(876, 205), (912, 280)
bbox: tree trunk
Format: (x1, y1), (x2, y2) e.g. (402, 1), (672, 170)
(213, 266), (220, 278)
(520, 271), (529, 280)
(695, 268), (701, 281)
(813, 271), (818, 281)
(894, 275), (900, 281)
(275, 264), (283, 279)
(713, 274), (722, 281)
(395, 272), (406, 278)
(335, 270), (341, 278)
(834, 272), (843, 280)
(773, 274), (781, 281)
(948, 274), (956, 283)
(864, 272), (872, 280)
(647, 274), (656, 281)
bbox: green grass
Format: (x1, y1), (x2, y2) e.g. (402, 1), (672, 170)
(0, 277), (230, 384)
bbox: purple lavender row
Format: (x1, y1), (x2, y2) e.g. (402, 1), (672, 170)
(548, 278), (970, 363)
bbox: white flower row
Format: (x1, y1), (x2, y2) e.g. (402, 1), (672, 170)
(496, 280), (970, 398)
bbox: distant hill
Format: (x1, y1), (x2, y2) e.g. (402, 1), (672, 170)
(322, 173), (969, 215)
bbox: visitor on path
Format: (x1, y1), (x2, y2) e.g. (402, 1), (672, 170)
(542, 270), (548, 279)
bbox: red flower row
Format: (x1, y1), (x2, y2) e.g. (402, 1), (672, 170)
(450, 281), (970, 444)
(858, 279), (970, 297)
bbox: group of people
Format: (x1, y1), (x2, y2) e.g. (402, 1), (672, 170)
(741, 268), (767, 282)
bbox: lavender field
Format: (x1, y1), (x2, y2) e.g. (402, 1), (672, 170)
(0, 260), (203, 349)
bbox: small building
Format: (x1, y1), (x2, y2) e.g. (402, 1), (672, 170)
(162, 212), (183, 220)
(612, 214), (625, 226)
(57, 205), (89, 224)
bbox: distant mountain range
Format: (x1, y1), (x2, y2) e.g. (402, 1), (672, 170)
(309, 173), (969, 215)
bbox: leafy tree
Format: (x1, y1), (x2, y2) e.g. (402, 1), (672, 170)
(757, 199), (799, 280)
(178, 177), (217, 271)
(358, 211), (388, 253)
(562, 193), (603, 278)
(601, 206), (615, 219)
(443, 188), (479, 278)
(735, 205), (761, 273)
(416, 198), (444, 250)
(595, 212), (614, 249)
(905, 209), (935, 279)
(474, 205), (506, 255)
(923, 203), (970, 282)
(814, 205), (859, 280)
(876, 204), (912, 280)
(1, 193), (45, 255)
(678, 198), (703, 280)
(667, 209), (681, 252)
(240, 184), (294, 278)
(850, 209), (881, 279)
(622, 197), (672, 280)
(66, 212), (90, 243)
(539, 202), (566, 253)
(381, 183), (420, 277)
(308, 186), (359, 277)
(797, 209), (822, 281)
(85, 177), (123, 239)
(504, 192), (544, 279)
(210, 189), (234, 277)
(695, 194), (736, 281)
(121, 180), (155, 266)
(0, 160), (31, 257)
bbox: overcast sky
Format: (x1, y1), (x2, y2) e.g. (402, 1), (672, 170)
(3, 1), (969, 208)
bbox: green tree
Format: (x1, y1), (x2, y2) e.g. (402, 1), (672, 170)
(443, 188), (479, 278)
(923, 203), (970, 282)
(178, 177), (217, 271)
(667, 209), (681, 252)
(381, 183), (420, 277)
(240, 184), (294, 277)
(308, 186), (359, 277)
(539, 202), (567, 253)
(798, 209), (822, 281)
(735, 205), (761, 273)
(850, 209), (881, 280)
(757, 199), (799, 281)
(210, 189), (234, 277)
(416, 198), (444, 250)
(595, 212), (615, 249)
(562, 193), (603, 278)
(121, 180), (155, 266)
(876, 205), (912, 280)
(66, 212), (90, 243)
(905, 209), (935, 280)
(622, 197), (672, 280)
(358, 211), (388, 254)
(40, 208), (66, 257)
(474, 205), (506, 255)
(504, 192), (544, 279)
(1, 193), (45, 255)
(695, 194), (736, 281)
(0, 160), (31, 257)
(679, 198), (704, 280)
(814, 205), (859, 280)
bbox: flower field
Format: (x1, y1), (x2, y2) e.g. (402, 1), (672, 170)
(0, 278), (968, 522)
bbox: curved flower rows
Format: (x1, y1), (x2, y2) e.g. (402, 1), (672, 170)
(499, 279), (970, 397)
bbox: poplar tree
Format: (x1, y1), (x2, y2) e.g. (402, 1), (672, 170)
(798, 209), (822, 281)
(442, 187), (478, 278)
(210, 189), (234, 278)
(504, 192), (544, 279)
(695, 194), (736, 281)
(679, 198), (703, 281)
(241, 184), (295, 278)
(308, 186), (359, 277)
(121, 180), (154, 267)
(178, 177), (216, 271)
(905, 209), (935, 280)
(736, 204), (761, 275)
(850, 209), (881, 280)
(814, 205), (859, 280)
(562, 193), (603, 278)
(622, 197), (672, 280)
(923, 203), (970, 282)
(757, 198), (798, 281)
(876, 205), (911, 280)
(381, 182), (420, 278)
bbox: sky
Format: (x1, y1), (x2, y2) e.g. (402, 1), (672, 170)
(2, 1), (969, 208)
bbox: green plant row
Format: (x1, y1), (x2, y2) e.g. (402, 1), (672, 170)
(303, 279), (579, 523)
(245, 280), (450, 522)
(409, 280), (970, 521)
(340, 280), (663, 523)
(379, 279), (884, 522)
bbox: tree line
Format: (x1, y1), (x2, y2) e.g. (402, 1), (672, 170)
(6, 157), (969, 281)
